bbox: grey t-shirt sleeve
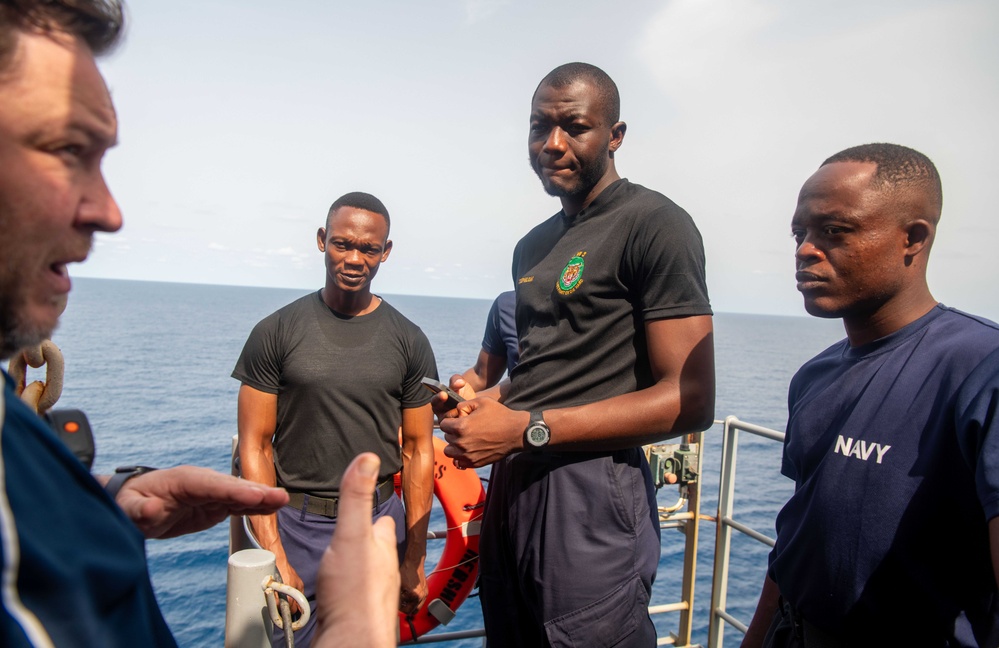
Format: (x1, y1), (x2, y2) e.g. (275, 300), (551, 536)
(232, 313), (283, 394)
(399, 327), (438, 409)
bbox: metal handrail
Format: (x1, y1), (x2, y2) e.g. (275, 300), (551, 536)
(227, 421), (786, 647)
(707, 416), (784, 648)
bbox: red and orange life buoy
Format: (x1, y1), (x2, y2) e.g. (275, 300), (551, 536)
(394, 435), (485, 642)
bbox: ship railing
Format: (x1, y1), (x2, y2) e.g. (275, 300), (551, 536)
(706, 415), (784, 648)
(646, 431), (706, 647)
(227, 418), (785, 647)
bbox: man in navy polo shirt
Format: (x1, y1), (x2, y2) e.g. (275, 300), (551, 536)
(0, 2), (398, 645)
(0, 1), (290, 644)
(743, 144), (999, 647)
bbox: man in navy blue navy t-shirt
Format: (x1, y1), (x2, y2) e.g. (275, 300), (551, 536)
(743, 144), (999, 647)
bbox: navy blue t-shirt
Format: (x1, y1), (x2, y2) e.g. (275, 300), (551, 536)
(481, 290), (518, 375)
(0, 372), (176, 647)
(770, 305), (999, 645)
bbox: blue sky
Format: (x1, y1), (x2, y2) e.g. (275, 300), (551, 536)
(86, 0), (999, 320)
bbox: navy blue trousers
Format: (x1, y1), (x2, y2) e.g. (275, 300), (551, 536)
(479, 449), (661, 647)
(272, 494), (406, 648)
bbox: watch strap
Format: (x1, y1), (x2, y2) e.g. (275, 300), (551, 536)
(105, 465), (158, 500)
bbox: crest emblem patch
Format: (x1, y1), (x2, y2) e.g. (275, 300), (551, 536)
(557, 253), (586, 295)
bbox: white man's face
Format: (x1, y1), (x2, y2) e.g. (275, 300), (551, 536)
(0, 29), (121, 358)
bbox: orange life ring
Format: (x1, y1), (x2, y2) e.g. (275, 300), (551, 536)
(394, 435), (485, 642)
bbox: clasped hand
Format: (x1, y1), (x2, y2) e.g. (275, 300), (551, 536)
(433, 376), (530, 469)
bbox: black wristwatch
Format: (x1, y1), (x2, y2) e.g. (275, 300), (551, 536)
(524, 411), (551, 450)
(105, 465), (158, 500)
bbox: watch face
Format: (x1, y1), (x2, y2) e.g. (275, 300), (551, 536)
(527, 424), (549, 447)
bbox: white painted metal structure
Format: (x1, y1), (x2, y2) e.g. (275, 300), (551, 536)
(707, 416), (784, 648)
(225, 549), (276, 648)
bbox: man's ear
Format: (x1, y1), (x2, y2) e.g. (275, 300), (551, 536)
(904, 219), (933, 257)
(609, 121), (626, 153)
(317, 227), (327, 252)
(381, 239), (393, 262)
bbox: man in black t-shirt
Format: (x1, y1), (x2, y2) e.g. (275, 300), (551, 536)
(233, 192), (436, 648)
(437, 63), (715, 647)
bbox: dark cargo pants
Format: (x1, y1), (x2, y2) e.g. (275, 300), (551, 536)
(479, 448), (661, 647)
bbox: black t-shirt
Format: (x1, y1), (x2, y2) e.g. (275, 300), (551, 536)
(232, 291), (437, 495)
(506, 179), (711, 412)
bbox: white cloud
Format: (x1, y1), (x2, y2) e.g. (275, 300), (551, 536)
(87, 0), (998, 319)
(463, 0), (509, 25)
(632, 0), (999, 319)
(639, 0), (777, 89)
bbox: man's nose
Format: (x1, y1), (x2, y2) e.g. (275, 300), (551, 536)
(77, 172), (122, 233)
(795, 237), (823, 262)
(543, 127), (566, 153)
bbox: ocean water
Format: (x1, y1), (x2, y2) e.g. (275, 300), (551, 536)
(31, 277), (843, 647)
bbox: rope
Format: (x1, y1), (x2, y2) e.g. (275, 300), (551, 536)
(425, 552), (482, 578)
(262, 575), (310, 634)
(419, 513), (484, 577)
(7, 340), (64, 414)
(433, 513), (484, 535)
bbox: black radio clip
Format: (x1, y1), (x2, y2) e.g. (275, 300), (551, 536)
(44, 409), (95, 471)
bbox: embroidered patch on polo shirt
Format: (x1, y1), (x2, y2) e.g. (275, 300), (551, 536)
(557, 252), (586, 295)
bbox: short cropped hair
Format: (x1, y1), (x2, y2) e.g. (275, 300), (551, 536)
(0, 0), (124, 73)
(535, 62), (620, 126)
(822, 143), (943, 220)
(326, 191), (391, 233)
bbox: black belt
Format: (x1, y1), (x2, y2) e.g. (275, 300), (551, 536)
(286, 480), (395, 519)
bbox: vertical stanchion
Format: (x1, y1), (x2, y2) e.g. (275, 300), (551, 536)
(676, 431), (703, 647)
(229, 435), (256, 554)
(225, 549), (276, 648)
(708, 416), (740, 648)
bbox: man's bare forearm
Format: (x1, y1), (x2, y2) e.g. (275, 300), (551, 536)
(400, 420), (433, 566)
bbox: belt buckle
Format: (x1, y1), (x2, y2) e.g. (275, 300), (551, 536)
(296, 479), (393, 518)
(324, 496), (338, 518)
(309, 494), (337, 518)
